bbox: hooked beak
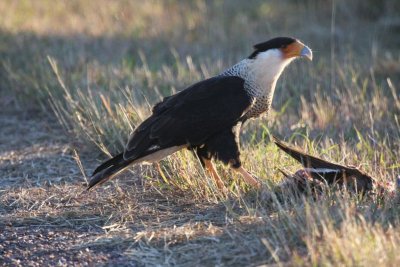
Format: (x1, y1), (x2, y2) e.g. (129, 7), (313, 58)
(300, 45), (313, 61)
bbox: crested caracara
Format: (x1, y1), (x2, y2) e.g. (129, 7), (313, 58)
(88, 37), (313, 190)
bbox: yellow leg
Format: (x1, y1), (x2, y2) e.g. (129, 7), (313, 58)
(156, 162), (170, 184)
(203, 158), (225, 190)
(234, 166), (261, 189)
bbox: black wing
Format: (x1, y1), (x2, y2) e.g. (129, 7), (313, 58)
(123, 76), (253, 160)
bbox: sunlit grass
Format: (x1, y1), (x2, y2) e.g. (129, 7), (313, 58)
(45, 42), (400, 265)
(1, 0), (400, 265)
(46, 50), (400, 186)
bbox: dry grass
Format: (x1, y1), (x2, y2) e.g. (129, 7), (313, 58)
(1, 0), (400, 266)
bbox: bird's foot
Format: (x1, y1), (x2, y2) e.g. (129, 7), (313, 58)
(235, 167), (262, 189)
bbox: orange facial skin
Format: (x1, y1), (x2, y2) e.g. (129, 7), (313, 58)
(281, 40), (313, 60)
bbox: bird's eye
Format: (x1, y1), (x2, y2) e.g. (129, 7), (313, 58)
(281, 45), (287, 49)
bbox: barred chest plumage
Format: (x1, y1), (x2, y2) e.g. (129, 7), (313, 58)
(220, 59), (279, 120)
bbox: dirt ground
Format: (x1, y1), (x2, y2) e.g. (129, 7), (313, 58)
(1, 104), (267, 266)
(0, 106), (117, 265)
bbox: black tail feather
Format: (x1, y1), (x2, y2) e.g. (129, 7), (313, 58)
(88, 145), (173, 190)
(87, 157), (134, 190)
(92, 153), (124, 176)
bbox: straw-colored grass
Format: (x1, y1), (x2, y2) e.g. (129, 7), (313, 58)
(1, 0), (400, 265)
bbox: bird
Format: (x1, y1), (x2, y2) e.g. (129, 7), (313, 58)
(87, 37), (313, 191)
(273, 136), (398, 195)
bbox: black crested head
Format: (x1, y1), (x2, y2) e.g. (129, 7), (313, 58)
(248, 37), (297, 59)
